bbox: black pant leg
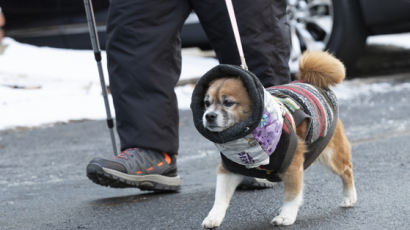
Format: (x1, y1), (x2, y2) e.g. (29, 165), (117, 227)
(192, 0), (290, 87)
(106, 0), (191, 153)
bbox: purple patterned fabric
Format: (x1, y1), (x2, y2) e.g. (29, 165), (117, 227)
(252, 112), (282, 155)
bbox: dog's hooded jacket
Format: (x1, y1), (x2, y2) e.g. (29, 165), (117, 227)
(191, 64), (338, 182)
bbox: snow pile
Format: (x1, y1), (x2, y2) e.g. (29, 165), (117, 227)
(1, 33), (410, 130)
(367, 33), (410, 49)
(175, 84), (196, 110)
(0, 38), (217, 130)
(332, 79), (410, 101)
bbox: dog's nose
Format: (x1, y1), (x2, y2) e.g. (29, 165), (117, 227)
(205, 112), (217, 122)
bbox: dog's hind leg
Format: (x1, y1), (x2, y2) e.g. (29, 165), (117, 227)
(202, 164), (244, 229)
(272, 138), (306, 226)
(319, 120), (357, 207)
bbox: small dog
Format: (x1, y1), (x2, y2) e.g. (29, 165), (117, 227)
(201, 51), (357, 228)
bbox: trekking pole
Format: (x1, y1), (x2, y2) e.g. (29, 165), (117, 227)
(83, 0), (118, 155)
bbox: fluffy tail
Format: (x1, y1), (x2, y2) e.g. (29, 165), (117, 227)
(297, 51), (345, 88)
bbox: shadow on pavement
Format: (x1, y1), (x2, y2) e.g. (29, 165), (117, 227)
(88, 191), (176, 207)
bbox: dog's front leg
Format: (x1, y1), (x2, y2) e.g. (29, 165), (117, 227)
(272, 138), (306, 226)
(271, 176), (303, 226)
(202, 164), (243, 229)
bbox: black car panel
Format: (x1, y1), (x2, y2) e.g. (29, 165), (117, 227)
(359, 0), (410, 35)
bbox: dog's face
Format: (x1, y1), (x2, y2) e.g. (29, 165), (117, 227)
(202, 78), (251, 132)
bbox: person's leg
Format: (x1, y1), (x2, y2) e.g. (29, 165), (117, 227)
(107, 0), (190, 154)
(87, 0), (191, 191)
(192, 0), (290, 87)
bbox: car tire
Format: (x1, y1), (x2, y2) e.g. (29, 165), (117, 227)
(288, 0), (367, 76)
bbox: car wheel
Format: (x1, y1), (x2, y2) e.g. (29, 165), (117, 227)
(287, 0), (366, 76)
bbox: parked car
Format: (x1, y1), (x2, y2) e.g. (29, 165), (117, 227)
(3, 0), (410, 73)
(286, 0), (410, 73)
(2, 0), (209, 50)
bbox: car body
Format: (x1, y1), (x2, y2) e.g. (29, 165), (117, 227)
(3, 0), (410, 73)
(3, 0), (209, 50)
(286, 0), (410, 73)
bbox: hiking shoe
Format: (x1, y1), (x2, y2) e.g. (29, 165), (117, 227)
(86, 148), (181, 192)
(237, 176), (277, 190)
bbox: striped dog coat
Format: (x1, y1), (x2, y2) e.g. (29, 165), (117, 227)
(221, 81), (338, 182)
(268, 81), (338, 145)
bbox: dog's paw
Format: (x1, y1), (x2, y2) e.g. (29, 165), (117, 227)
(202, 208), (225, 229)
(202, 212), (224, 229)
(340, 198), (356, 207)
(340, 188), (357, 208)
(271, 215), (296, 226)
(340, 195), (357, 207)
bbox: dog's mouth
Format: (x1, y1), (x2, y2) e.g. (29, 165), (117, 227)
(205, 124), (225, 132)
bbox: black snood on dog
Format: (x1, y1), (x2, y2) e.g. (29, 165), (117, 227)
(190, 64), (265, 144)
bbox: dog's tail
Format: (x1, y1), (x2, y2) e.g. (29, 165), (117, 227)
(297, 51), (345, 88)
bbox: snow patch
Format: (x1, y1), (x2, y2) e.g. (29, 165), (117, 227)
(367, 33), (410, 49)
(0, 38), (217, 130)
(175, 84), (195, 110)
(332, 79), (410, 100)
(2, 35), (410, 130)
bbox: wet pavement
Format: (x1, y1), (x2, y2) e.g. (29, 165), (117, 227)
(1, 44), (410, 230)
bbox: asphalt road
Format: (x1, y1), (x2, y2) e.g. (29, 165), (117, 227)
(2, 64), (410, 228)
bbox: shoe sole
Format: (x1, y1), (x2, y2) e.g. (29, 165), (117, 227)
(86, 163), (181, 192)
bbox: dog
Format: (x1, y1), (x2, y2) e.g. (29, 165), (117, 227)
(200, 51), (357, 228)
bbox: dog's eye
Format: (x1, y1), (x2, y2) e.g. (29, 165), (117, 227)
(204, 100), (211, 107)
(223, 100), (235, 107)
